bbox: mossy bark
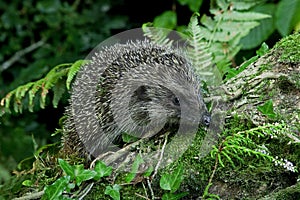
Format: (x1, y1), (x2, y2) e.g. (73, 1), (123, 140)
(199, 32), (300, 199)
(209, 31), (299, 126)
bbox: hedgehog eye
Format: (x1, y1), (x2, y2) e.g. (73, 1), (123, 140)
(172, 97), (180, 106)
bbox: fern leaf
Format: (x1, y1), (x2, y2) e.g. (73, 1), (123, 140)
(221, 150), (236, 168)
(52, 79), (66, 108)
(28, 79), (43, 111)
(185, 14), (223, 85)
(213, 11), (270, 21)
(66, 60), (87, 90)
(217, 153), (225, 167)
(1, 93), (12, 110)
(142, 23), (173, 47)
(1, 63), (72, 114)
(186, 13), (212, 70)
(215, 0), (265, 11)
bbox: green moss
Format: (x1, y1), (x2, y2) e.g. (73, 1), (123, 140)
(274, 32), (300, 63)
(259, 181), (300, 200)
(290, 72), (300, 89)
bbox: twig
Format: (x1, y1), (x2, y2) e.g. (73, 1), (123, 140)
(12, 191), (44, 200)
(1, 40), (45, 72)
(286, 133), (300, 143)
(151, 133), (169, 180)
(208, 149), (219, 186)
(147, 178), (155, 200)
(202, 141), (223, 198)
(142, 182), (149, 199)
(135, 192), (151, 200)
(77, 183), (94, 200)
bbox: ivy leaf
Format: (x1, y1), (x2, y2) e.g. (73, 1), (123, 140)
(94, 161), (113, 181)
(58, 159), (75, 179)
(162, 192), (189, 200)
(125, 154), (144, 183)
(122, 133), (138, 143)
(43, 176), (70, 200)
(256, 42), (269, 56)
(159, 165), (184, 193)
(105, 184), (121, 200)
(73, 165), (97, 186)
(225, 55), (258, 81)
(143, 166), (154, 177)
(257, 99), (277, 119)
(22, 180), (33, 187)
(66, 183), (75, 193)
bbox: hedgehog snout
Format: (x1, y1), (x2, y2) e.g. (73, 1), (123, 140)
(202, 113), (211, 127)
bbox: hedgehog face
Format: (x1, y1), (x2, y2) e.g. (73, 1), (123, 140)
(128, 84), (210, 135)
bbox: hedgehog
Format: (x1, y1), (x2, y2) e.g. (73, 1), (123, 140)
(63, 40), (211, 158)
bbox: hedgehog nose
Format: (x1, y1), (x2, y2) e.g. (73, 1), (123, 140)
(202, 114), (211, 127)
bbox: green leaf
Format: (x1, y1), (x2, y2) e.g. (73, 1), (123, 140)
(177, 0), (203, 12)
(122, 133), (138, 143)
(213, 10), (270, 21)
(66, 60), (87, 90)
(37, 0), (61, 14)
(225, 55), (258, 81)
(52, 79), (66, 108)
(159, 165), (184, 193)
(105, 184), (121, 200)
(186, 13), (219, 84)
(58, 159), (75, 179)
(256, 42), (269, 56)
(73, 165), (97, 186)
(66, 183), (75, 193)
(217, 153), (224, 167)
(125, 154), (144, 183)
(22, 180), (33, 187)
(43, 176), (70, 200)
(276, 0), (300, 36)
(143, 166), (154, 177)
(153, 11), (177, 29)
(240, 4), (276, 50)
(94, 161), (113, 181)
(257, 99), (277, 119)
(162, 192), (189, 200)
(221, 150), (235, 168)
(232, 1), (265, 10)
(142, 23), (173, 46)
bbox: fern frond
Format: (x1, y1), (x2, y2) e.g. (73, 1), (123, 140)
(186, 14), (212, 70)
(143, 1), (270, 84)
(200, 0), (270, 78)
(212, 10), (270, 21)
(211, 122), (292, 169)
(185, 14), (220, 85)
(215, 0), (265, 11)
(142, 23), (173, 47)
(52, 79), (66, 108)
(0, 63), (72, 116)
(231, 1), (265, 11)
(66, 60), (88, 90)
